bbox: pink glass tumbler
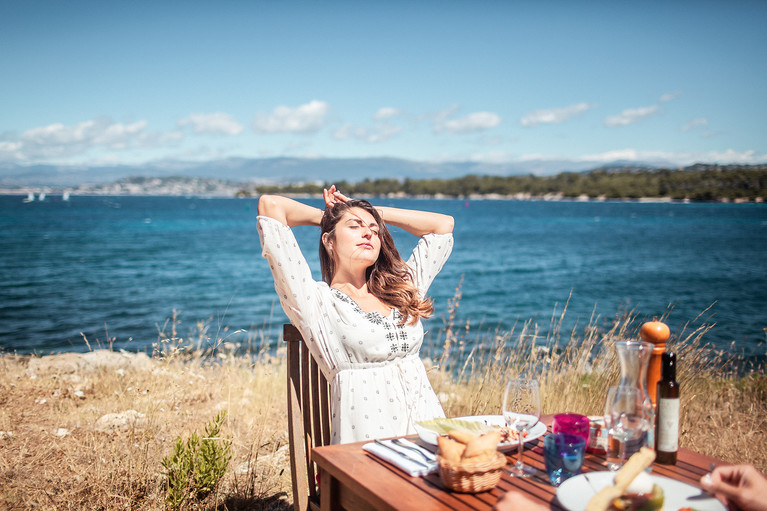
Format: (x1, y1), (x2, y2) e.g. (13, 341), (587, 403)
(552, 413), (590, 445)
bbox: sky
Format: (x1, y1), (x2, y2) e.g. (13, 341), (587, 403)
(2, 0), (766, 172)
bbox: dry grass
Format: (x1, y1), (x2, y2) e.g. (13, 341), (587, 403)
(0, 328), (293, 511)
(1, 301), (765, 510)
(429, 290), (767, 473)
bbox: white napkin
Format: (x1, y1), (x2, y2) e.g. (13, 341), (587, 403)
(362, 438), (438, 477)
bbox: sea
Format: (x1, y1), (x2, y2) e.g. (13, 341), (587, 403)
(2, 194), (766, 366)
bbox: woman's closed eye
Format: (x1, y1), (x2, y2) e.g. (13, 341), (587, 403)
(348, 221), (379, 235)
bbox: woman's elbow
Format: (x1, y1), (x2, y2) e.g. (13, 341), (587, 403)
(257, 194), (278, 217)
(435, 215), (454, 235)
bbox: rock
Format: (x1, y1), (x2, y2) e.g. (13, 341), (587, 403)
(27, 353), (82, 375)
(94, 410), (147, 433)
(80, 350), (152, 372)
(54, 428), (70, 437)
(0, 431), (12, 440)
(26, 350), (153, 377)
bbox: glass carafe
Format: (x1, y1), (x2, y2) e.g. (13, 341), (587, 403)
(612, 340), (655, 461)
(615, 340), (653, 401)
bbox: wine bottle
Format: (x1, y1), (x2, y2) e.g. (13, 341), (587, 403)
(655, 351), (680, 464)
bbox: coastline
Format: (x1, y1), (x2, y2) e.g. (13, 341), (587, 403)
(2, 189), (764, 204)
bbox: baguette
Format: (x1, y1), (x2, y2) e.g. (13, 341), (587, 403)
(463, 431), (502, 459)
(585, 447), (656, 511)
(447, 429), (477, 445)
(437, 435), (466, 463)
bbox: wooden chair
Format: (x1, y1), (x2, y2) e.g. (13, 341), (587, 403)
(284, 323), (331, 511)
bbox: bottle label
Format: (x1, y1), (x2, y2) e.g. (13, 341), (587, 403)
(657, 397), (679, 451)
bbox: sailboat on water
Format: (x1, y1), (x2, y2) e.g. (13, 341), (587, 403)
(62, 192), (70, 201)
(23, 192), (35, 203)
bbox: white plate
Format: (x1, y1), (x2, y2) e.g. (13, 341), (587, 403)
(414, 415), (547, 453)
(556, 471), (725, 511)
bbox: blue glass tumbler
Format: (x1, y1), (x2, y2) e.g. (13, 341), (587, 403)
(543, 433), (586, 486)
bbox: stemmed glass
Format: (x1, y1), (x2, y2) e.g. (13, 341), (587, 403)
(605, 386), (651, 470)
(603, 386), (620, 471)
(503, 378), (541, 477)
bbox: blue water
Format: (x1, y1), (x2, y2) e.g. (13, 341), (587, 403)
(1, 195), (766, 362)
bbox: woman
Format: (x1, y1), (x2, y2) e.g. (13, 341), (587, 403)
(257, 185), (454, 444)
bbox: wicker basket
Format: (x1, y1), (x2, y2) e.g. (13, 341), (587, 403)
(437, 451), (507, 493)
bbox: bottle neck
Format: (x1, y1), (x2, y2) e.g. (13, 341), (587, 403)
(662, 352), (677, 381)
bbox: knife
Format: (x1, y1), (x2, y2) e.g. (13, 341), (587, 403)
(583, 473), (600, 493)
(374, 439), (432, 469)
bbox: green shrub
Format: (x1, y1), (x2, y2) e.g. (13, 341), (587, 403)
(161, 412), (233, 509)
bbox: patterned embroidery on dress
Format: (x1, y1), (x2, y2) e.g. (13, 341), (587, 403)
(331, 288), (392, 326)
(365, 313), (385, 325)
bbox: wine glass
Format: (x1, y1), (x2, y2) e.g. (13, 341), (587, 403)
(503, 378), (541, 477)
(603, 386), (620, 470)
(606, 386), (651, 469)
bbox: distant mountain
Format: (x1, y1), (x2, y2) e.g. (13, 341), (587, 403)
(0, 156), (667, 189)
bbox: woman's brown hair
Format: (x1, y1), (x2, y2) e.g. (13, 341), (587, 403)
(319, 199), (434, 325)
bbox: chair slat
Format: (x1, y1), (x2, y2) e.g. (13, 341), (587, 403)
(284, 324), (310, 511)
(319, 371), (330, 446)
(301, 341), (318, 502)
(284, 324), (330, 510)
(311, 359), (322, 449)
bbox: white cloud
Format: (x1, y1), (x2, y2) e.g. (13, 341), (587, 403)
(20, 118), (149, 147)
(576, 148), (766, 166)
(603, 92), (679, 128)
(178, 112), (243, 135)
(374, 107), (402, 120)
(332, 122), (402, 143)
(252, 100), (329, 134)
(434, 107), (501, 134)
(368, 123), (403, 143)
(520, 102), (595, 127)
(333, 124), (369, 141)
(578, 148), (643, 162)
(604, 105), (659, 127)
(659, 91), (681, 103)
(1, 118), (156, 161)
(704, 149), (764, 163)
(682, 118), (708, 132)
(468, 151), (513, 164)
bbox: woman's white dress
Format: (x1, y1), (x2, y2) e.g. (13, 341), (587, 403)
(257, 216), (453, 444)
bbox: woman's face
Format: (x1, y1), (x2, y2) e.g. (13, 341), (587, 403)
(326, 207), (381, 271)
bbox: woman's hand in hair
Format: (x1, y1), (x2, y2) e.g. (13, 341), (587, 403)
(323, 185), (350, 209)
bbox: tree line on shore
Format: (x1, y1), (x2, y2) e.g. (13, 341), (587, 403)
(238, 164), (767, 201)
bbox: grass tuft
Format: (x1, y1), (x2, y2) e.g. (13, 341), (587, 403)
(0, 298), (765, 509)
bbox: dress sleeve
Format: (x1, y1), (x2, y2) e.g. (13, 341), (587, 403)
(257, 215), (319, 327)
(406, 232), (454, 296)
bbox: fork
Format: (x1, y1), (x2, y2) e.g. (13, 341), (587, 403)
(391, 438), (435, 462)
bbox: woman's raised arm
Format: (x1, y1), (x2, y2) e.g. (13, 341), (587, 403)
(257, 194), (322, 228)
(324, 184), (454, 237)
(376, 206), (454, 237)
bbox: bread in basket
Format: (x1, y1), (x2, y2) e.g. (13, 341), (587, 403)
(437, 430), (507, 493)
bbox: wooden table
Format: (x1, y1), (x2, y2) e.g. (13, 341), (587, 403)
(312, 416), (726, 511)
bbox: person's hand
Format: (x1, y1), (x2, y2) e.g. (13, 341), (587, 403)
(700, 464), (767, 511)
(323, 185), (350, 209)
(494, 490), (549, 510)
